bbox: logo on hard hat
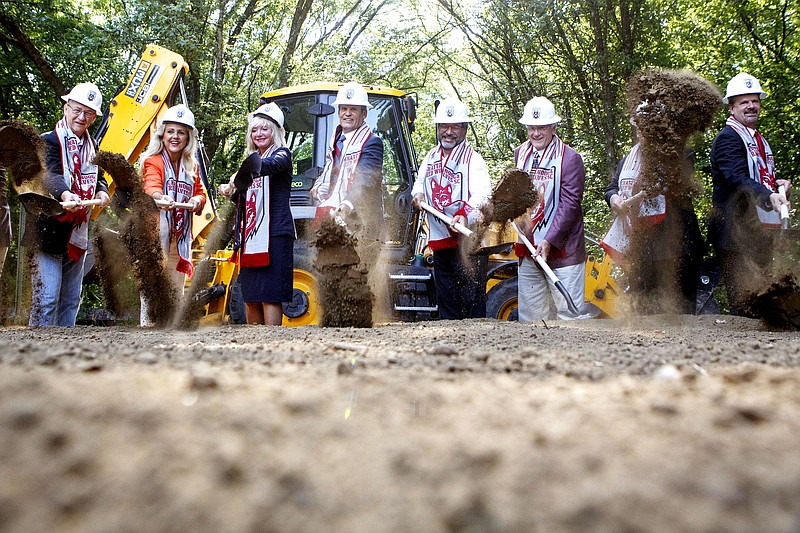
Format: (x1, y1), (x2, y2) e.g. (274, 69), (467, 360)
(532, 108), (540, 119)
(446, 106), (454, 117)
(177, 109), (185, 118)
(346, 88), (354, 99)
(88, 91), (96, 101)
(745, 78), (753, 88)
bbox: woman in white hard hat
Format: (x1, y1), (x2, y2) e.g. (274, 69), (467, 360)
(219, 103), (295, 325)
(138, 104), (207, 325)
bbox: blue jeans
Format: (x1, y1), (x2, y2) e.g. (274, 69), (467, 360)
(29, 251), (85, 326)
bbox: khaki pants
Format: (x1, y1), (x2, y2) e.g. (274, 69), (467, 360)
(517, 257), (584, 322)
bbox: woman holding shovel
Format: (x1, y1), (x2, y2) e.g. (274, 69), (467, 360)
(139, 104), (206, 325)
(219, 103), (294, 325)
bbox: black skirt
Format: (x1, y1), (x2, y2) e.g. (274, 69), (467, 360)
(238, 235), (294, 303)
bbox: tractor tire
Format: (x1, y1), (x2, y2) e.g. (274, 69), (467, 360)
(486, 277), (519, 321)
(227, 276), (247, 324)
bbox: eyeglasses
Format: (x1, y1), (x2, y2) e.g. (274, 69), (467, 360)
(66, 103), (97, 120)
(438, 124), (466, 132)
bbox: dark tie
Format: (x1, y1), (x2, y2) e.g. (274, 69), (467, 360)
(531, 151), (540, 171)
(331, 134), (346, 190)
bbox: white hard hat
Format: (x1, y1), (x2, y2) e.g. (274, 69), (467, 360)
(723, 72), (767, 104)
(519, 97), (561, 126)
(434, 98), (473, 124)
(161, 104), (196, 129)
(332, 82), (372, 109)
(61, 82), (103, 114)
(252, 102), (285, 128)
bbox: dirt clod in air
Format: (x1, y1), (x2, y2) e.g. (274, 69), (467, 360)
(627, 69), (721, 198)
(93, 151), (176, 327)
(472, 167), (539, 255)
(313, 217), (373, 328)
(480, 168), (538, 225)
(0, 119), (47, 194)
(623, 69), (722, 314)
(92, 227), (128, 318)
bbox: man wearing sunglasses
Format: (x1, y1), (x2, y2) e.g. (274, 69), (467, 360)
(28, 82), (111, 326)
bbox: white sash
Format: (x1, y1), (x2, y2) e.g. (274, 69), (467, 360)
(316, 122), (373, 210)
(726, 116), (779, 226)
(159, 151), (194, 276)
(421, 140), (476, 245)
(600, 144), (666, 260)
(54, 118), (98, 261)
(238, 145), (277, 267)
(514, 136), (564, 247)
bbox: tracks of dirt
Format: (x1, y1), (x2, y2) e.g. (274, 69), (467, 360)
(2, 316), (800, 532)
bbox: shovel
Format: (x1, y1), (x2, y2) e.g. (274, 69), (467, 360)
(510, 221), (581, 316)
(18, 192), (103, 216)
(420, 201), (513, 255)
(419, 201), (473, 236)
(154, 198), (196, 210)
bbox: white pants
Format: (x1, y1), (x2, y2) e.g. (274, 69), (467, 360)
(140, 243), (186, 326)
(517, 257), (584, 322)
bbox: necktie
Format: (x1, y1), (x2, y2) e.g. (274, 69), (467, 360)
(331, 134), (346, 191)
(531, 151), (540, 171)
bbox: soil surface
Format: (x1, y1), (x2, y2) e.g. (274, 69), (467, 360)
(2, 315), (800, 532)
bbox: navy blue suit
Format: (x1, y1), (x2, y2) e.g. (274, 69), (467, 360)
(709, 125), (777, 314)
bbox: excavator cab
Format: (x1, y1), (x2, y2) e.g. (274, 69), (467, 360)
(217, 83), (428, 325)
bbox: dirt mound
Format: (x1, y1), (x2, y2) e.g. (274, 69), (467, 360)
(313, 217), (373, 327)
(746, 274), (800, 329)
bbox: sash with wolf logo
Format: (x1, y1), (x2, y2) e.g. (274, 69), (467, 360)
(53, 118), (99, 262)
(420, 139), (478, 251)
(513, 136), (567, 257)
(600, 143), (667, 261)
(726, 116), (779, 227)
(314, 122), (373, 221)
(159, 151), (194, 276)
(233, 145), (288, 267)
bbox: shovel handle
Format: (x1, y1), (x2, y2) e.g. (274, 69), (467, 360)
(155, 199), (196, 210)
(419, 201), (473, 237)
(619, 190), (646, 210)
(510, 221), (580, 315)
(779, 185), (790, 229)
(60, 198), (104, 209)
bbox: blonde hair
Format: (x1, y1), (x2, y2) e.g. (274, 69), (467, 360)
(245, 114), (286, 154)
(139, 121), (199, 176)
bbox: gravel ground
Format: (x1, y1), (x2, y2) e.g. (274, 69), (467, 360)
(2, 315), (800, 532)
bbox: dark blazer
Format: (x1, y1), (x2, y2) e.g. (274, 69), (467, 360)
(259, 147), (295, 237)
(343, 133), (384, 241)
(709, 126), (774, 252)
(23, 131), (109, 254)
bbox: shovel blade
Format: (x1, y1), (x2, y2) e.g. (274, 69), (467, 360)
(18, 192), (64, 216)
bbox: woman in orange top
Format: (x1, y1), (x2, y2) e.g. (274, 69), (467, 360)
(138, 104), (206, 325)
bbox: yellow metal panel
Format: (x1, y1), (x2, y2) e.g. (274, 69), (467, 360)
(98, 44), (189, 198)
(261, 82), (406, 100)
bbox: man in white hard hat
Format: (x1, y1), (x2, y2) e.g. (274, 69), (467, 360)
(513, 96), (586, 322)
(709, 72), (791, 316)
(411, 98), (491, 319)
(28, 82), (111, 326)
(312, 81), (383, 242)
